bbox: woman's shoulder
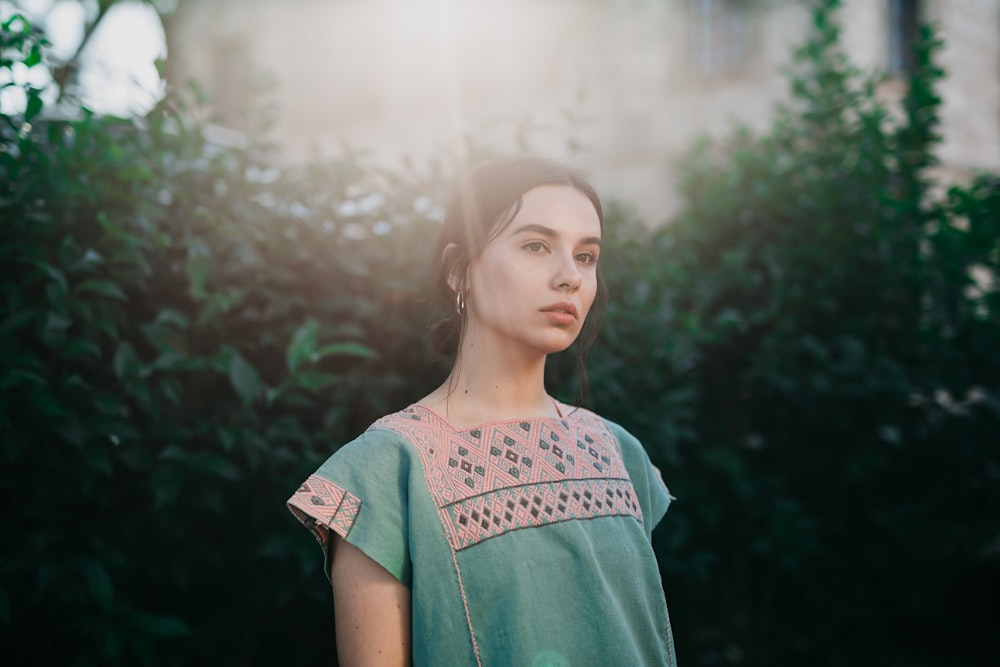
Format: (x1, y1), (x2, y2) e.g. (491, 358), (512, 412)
(306, 408), (428, 502)
(559, 404), (641, 449)
(322, 406), (426, 462)
(367, 403), (439, 433)
(327, 403), (455, 459)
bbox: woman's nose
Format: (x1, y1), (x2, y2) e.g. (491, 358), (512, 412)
(553, 253), (582, 291)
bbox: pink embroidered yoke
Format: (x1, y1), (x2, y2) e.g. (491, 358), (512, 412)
(288, 403), (677, 666)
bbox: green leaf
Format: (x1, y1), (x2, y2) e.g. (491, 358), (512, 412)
(186, 239), (212, 300)
(44, 283), (68, 319)
(55, 418), (86, 447)
(92, 393), (125, 416)
(265, 416), (311, 446)
(84, 440), (112, 475)
(217, 427), (238, 452)
(195, 453), (242, 481)
(75, 279), (127, 301)
(29, 387), (66, 417)
(24, 43), (41, 68)
(64, 374), (91, 392)
(296, 370), (340, 393)
(59, 338), (102, 361)
(129, 613), (192, 639)
(151, 351), (188, 371)
(113, 342), (139, 380)
(153, 308), (189, 329)
(314, 341), (378, 361)
(0, 369), (46, 390)
(7, 13), (31, 34)
(228, 352), (260, 406)
(82, 561), (114, 609)
(151, 467), (182, 509)
(24, 89), (42, 122)
(0, 308), (37, 337)
(263, 384), (283, 406)
(142, 322), (186, 354)
(39, 262), (67, 293)
(159, 445), (186, 462)
(286, 319), (318, 373)
(119, 446), (152, 471)
(271, 390), (315, 409)
(160, 377), (182, 406)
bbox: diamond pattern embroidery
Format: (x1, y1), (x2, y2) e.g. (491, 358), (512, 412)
(372, 405), (645, 551)
(287, 474), (362, 548)
(444, 478), (640, 550)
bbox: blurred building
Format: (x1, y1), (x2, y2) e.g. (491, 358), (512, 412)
(164, 0), (1000, 223)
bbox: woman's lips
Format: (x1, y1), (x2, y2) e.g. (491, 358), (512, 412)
(541, 303), (578, 325)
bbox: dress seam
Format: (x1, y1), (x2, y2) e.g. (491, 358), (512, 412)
(452, 511), (642, 552)
(450, 548), (483, 667)
(439, 475), (633, 509)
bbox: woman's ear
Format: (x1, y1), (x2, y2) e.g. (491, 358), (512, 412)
(441, 243), (466, 292)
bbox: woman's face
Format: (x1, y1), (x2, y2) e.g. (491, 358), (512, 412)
(463, 184), (602, 357)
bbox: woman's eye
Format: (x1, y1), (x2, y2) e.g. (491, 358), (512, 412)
(525, 241), (548, 253)
(576, 252), (598, 265)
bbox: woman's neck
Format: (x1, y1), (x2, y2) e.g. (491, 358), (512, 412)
(420, 338), (560, 429)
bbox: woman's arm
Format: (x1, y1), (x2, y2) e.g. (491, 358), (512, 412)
(329, 535), (412, 666)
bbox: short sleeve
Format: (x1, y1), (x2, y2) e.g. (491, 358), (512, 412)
(603, 420), (674, 540)
(287, 429), (414, 586)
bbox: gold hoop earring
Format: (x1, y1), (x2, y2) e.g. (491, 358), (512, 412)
(454, 290), (466, 317)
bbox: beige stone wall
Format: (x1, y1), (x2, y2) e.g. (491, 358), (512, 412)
(165, 0), (1000, 222)
(930, 0), (1000, 173)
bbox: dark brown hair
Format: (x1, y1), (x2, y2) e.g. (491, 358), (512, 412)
(430, 156), (608, 401)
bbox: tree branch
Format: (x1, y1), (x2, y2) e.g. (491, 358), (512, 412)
(52, 0), (117, 101)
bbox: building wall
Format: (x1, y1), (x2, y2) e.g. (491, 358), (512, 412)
(930, 0), (1000, 173)
(164, 0), (1000, 223)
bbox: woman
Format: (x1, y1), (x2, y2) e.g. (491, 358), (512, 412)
(288, 156), (677, 666)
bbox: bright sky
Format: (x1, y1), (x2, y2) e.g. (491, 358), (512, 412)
(2, 0), (166, 116)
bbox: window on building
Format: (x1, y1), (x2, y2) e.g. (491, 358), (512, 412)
(686, 0), (754, 76)
(887, 0), (921, 75)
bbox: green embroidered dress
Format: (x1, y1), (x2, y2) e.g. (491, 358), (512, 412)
(288, 403), (677, 666)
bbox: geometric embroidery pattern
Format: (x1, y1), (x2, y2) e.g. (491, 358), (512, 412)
(445, 477), (641, 551)
(371, 404), (645, 552)
(287, 474), (362, 549)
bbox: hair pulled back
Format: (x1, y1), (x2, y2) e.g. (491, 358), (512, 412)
(429, 156), (608, 395)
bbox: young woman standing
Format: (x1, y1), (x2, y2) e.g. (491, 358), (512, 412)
(288, 156), (677, 666)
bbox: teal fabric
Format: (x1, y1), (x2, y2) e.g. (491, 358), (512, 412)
(289, 404), (677, 666)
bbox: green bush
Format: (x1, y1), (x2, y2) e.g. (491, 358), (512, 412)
(2, 1), (998, 665)
(1, 13), (449, 664)
(579, 3), (1000, 665)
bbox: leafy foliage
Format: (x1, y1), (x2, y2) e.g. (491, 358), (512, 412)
(580, 3), (1000, 665)
(1, 12), (445, 665)
(2, 1), (998, 665)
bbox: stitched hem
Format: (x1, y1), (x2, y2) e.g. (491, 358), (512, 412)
(287, 474), (362, 549)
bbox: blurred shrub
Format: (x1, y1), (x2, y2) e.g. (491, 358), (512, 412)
(0, 12), (449, 665)
(2, 1), (999, 665)
(576, 3), (1000, 666)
